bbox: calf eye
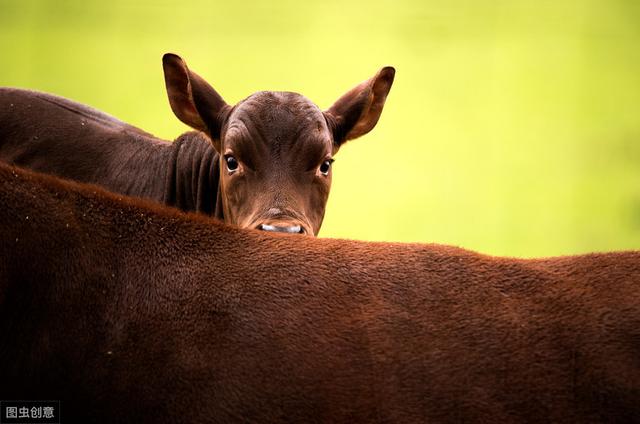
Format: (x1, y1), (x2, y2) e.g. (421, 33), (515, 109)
(225, 155), (239, 172)
(319, 159), (333, 176)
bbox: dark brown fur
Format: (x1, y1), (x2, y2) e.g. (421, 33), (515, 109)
(0, 54), (395, 235)
(0, 87), (220, 213)
(0, 163), (639, 423)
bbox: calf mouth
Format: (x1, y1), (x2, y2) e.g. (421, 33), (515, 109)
(249, 208), (312, 235)
(257, 223), (306, 234)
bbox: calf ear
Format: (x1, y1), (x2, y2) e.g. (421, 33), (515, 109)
(324, 66), (395, 147)
(162, 53), (230, 150)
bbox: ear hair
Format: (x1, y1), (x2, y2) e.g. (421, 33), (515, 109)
(324, 67), (395, 147)
(162, 53), (230, 151)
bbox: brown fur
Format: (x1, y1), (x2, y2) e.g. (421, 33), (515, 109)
(0, 54), (395, 235)
(0, 162), (639, 423)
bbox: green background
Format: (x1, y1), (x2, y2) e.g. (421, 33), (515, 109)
(1, 0), (639, 256)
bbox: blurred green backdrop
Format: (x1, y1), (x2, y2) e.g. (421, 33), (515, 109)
(1, 0), (639, 256)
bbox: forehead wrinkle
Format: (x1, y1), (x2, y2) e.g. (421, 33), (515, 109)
(225, 112), (270, 159)
(230, 99), (274, 148)
(230, 92), (330, 160)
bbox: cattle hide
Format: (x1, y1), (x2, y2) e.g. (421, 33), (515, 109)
(0, 163), (638, 423)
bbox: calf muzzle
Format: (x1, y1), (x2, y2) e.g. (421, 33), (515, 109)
(257, 223), (306, 234)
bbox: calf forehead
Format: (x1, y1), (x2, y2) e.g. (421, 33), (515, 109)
(226, 92), (330, 145)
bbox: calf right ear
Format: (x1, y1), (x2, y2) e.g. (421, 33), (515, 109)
(324, 66), (395, 148)
(162, 53), (230, 151)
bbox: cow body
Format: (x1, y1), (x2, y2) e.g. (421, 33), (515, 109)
(0, 163), (638, 423)
(0, 88), (220, 213)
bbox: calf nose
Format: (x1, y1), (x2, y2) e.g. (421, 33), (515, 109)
(258, 224), (305, 234)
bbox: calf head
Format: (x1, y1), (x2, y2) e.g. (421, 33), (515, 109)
(163, 53), (394, 235)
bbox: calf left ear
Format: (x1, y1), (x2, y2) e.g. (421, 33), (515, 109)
(324, 66), (395, 147)
(162, 53), (230, 151)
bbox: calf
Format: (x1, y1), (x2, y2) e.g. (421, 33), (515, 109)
(0, 54), (395, 235)
(0, 163), (639, 423)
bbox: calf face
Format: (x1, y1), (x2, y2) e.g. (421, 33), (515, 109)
(163, 54), (394, 235)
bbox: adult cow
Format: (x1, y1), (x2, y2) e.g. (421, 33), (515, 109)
(1, 163), (639, 423)
(0, 54), (395, 235)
